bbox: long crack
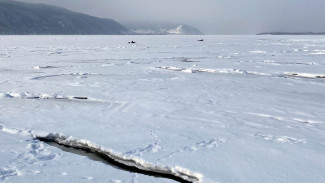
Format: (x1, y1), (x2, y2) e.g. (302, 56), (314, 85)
(36, 133), (203, 183)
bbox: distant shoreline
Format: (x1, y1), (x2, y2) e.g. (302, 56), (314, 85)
(257, 32), (325, 35)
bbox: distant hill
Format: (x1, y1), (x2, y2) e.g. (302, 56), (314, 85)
(257, 32), (325, 35)
(0, 0), (131, 35)
(125, 22), (204, 35)
(167, 25), (203, 35)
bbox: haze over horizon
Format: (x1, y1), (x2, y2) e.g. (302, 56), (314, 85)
(14, 0), (325, 34)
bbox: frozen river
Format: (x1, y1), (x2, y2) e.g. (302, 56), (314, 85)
(0, 35), (325, 183)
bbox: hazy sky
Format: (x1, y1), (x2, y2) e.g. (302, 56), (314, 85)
(19, 0), (325, 34)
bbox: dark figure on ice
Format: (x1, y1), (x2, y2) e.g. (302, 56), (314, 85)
(198, 39), (204, 42)
(128, 41), (136, 44)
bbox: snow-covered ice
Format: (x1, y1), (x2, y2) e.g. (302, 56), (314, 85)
(0, 35), (325, 183)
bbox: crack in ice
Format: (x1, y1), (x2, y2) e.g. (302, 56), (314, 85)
(157, 66), (325, 82)
(0, 125), (203, 182)
(36, 133), (203, 183)
(0, 92), (89, 101)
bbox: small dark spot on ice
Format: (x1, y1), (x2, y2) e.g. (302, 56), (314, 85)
(316, 76), (325, 78)
(181, 58), (198, 63)
(32, 75), (61, 80)
(73, 97), (88, 100)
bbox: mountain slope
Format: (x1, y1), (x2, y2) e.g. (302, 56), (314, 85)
(167, 25), (203, 35)
(125, 22), (204, 35)
(0, 0), (130, 35)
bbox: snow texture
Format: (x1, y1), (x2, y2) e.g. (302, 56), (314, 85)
(1, 35), (325, 183)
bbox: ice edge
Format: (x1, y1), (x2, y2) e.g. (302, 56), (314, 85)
(35, 133), (203, 183)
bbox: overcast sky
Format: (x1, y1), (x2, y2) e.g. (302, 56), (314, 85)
(20, 0), (325, 34)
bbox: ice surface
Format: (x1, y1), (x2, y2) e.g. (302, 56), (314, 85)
(1, 35), (325, 183)
(35, 133), (203, 183)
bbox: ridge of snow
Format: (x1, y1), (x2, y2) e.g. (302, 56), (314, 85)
(0, 125), (203, 183)
(35, 133), (204, 183)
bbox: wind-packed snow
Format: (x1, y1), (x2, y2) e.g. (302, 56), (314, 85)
(0, 35), (325, 183)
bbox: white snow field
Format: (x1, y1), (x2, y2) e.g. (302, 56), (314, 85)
(0, 35), (325, 183)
